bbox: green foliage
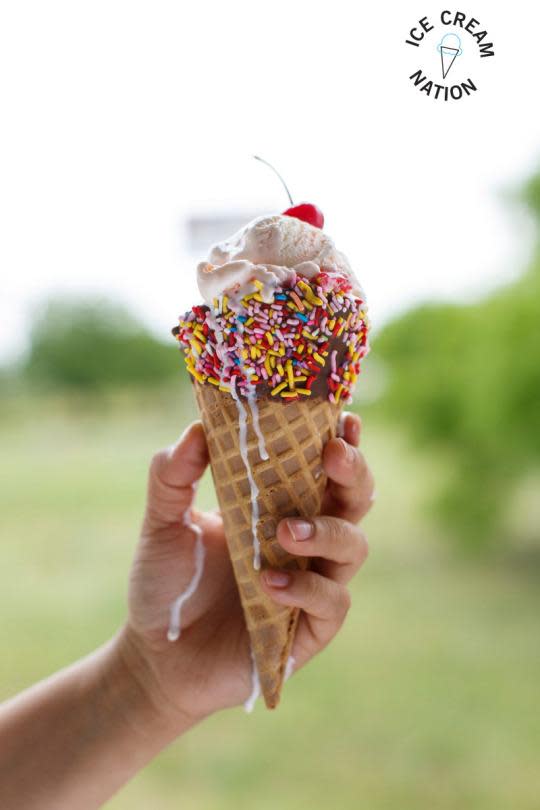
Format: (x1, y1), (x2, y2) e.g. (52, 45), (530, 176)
(522, 171), (540, 224)
(24, 297), (180, 391)
(372, 173), (540, 548)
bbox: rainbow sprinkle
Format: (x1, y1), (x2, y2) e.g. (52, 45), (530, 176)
(174, 272), (369, 404)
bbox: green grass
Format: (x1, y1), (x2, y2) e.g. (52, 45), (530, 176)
(1, 388), (539, 809)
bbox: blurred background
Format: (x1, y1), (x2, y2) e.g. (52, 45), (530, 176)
(1, 1), (539, 808)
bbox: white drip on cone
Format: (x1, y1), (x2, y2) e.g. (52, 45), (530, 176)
(167, 511), (206, 642)
(246, 385), (269, 462)
(225, 294), (270, 569)
(244, 646), (261, 713)
(284, 655), (296, 682)
(230, 375), (262, 570)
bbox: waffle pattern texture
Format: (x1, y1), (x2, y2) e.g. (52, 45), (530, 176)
(194, 381), (341, 708)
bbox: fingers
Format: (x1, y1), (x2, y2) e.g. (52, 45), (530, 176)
(143, 422), (209, 532)
(260, 568), (351, 653)
(276, 516), (368, 584)
(338, 411), (361, 446)
(322, 413), (375, 523)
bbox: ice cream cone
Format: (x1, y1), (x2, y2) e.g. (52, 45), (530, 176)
(172, 211), (369, 709)
(194, 380), (341, 708)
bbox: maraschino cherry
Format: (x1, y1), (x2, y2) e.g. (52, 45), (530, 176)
(282, 202), (324, 229)
(254, 155), (324, 230)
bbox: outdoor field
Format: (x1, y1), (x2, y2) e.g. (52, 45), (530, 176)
(1, 389), (538, 810)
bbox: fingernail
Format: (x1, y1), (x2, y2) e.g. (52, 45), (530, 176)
(349, 415), (361, 446)
(339, 437), (356, 465)
(287, 519), (313, 541)
(264, 570), (291, 588)
(337, 413), (360, 445)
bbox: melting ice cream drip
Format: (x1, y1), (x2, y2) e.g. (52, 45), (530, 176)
(244, 646), (261, 713)
(228, 286), (270, 465)
(238, 323), (269, 463)
(246, 384), (269, 463)
(244, 652), (294, 714)
(230, 375), (262, 571)
(224, 291), (270, 569)
(284, 655), (296, 682)
(206, 284), (272, 570)
(167, 510), (205, 642)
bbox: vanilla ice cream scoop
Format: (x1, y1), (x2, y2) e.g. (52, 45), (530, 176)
(196, 214), (363, 305)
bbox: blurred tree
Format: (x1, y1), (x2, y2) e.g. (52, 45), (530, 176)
(24, 297), (180, 391)
(372, 172), (540, 549)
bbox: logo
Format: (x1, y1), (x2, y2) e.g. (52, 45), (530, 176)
(437, 33), (462, 78)
(405, 11), (495, 101)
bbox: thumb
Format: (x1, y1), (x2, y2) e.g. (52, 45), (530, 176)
(143, 421), (209, 531)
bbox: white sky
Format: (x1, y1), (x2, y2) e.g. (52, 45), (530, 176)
(1, 0), (539, 361)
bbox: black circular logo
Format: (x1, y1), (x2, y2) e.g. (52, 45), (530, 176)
(405, 10), (495, 101)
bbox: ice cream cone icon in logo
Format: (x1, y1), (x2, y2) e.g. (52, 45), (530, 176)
(437, 33), (463, 79)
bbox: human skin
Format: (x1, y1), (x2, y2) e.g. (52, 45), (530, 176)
(0, 412), (374, 809)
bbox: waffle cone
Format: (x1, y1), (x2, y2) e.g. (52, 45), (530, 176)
(194, 381), (341, 709)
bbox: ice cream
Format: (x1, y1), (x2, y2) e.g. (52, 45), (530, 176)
(197, 213), (364, 304)
(172, 207), (369, 709)
(179, 214), (368, 403)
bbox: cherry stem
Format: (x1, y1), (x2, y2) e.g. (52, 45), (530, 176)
(253, 155), (294, 206)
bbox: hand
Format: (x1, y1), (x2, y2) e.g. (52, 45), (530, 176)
(120, 412), (374, 731)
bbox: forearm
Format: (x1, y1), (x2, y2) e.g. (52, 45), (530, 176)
(0, 627), (195, 810)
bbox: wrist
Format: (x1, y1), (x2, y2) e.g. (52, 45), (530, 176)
(109, 624), (206, 738)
